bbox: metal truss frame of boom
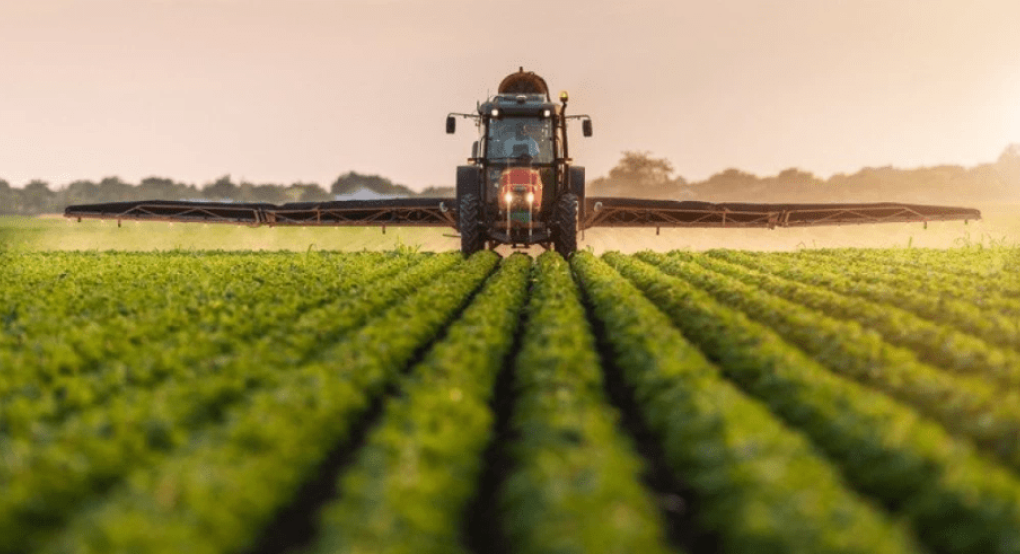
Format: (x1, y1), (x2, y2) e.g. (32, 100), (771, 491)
(65, 197), (980, 232)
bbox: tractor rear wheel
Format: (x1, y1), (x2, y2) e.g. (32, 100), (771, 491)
(458, 193), (484, 257)
(552, 193), (578, 257)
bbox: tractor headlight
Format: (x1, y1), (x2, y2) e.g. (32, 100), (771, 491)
(504, 192), (513, 205)
(526, 192), (534, 204)
(491, 108), (500, 117)
(542, 109), (551, 118)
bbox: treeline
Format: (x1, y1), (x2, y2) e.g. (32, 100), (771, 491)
(0, 172), (455, 216)
(589, 145), (1020, 204)
(3, 145), (1018, 215)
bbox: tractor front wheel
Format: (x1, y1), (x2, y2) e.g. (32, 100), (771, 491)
(552, 193), (578, 258)
(458, 193), (484, 257)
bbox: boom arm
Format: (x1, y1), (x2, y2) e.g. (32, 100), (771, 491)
(580, 198), (981, 230)
(65, 197), (980, 232)
(64, 199), (458, 227)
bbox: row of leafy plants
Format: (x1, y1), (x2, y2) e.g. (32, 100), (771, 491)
(1, 252), (464, 553)
(3, 247), (1019, 553)
(39, 251), (499, 554)
(686, 250), (1020, 388)
(497, 252), (672, 554)
(796, 246), (1017, 282)
(572, 252), (921, 553)
(0, 252), (413, 431)
(640, 251), (1020, 471)
(307, 253), (531, 553)
(778, 249), (1020, 316)
(605, 253), (1020, 554)
(708, 250), (1020, 352)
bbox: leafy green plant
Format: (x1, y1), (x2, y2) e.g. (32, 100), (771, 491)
(574, 252), (920, 554)
(41, 252), (499, 554)
(641, 251), (1020, 471)
(310, 254), (531, 554)
(710, 249), (1020, 352)
(606, 252), (1020, 554)
(501, 252), (672, 554)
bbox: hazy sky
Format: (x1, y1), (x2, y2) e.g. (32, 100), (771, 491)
(1, 0), (1018, 191)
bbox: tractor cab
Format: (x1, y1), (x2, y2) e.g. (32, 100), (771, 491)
(477, 97), (561, 239)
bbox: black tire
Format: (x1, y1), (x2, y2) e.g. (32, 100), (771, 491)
(459, 193), (484, 257)
(552, 193), (578, 258)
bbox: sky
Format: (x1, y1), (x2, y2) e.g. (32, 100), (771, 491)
(1, 0), (1018, 191)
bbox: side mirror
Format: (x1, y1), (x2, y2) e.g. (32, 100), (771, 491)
(582, 119), (593, 137)
(446, 116), (456, 134)
(471, 141), (479, 158)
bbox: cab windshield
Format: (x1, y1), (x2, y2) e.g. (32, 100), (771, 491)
(487, 117), (554, 164)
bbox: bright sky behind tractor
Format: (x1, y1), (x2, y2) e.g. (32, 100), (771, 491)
(1, 0), (1018, 191)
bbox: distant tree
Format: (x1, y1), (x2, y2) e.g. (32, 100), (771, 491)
(330, 171), (414, 197)
(249, 183), (290, 204)
(689, 168), (762, 201)
(999, 143), (1020, 165)
(138, 177), (196, 201)
(63, 180), (100, 206)
(0, 179), (18, 214)
(96, 177), (134, 202)
(21, 180), (56, 214)
(703, 168), (758, 188)
(236, 182), (257, 203)
(289, 182), (331, 202)
(996, 144), (1020, 197)
(203, 175), (239, 201)
(419, 185), (455, 198)
(607, 151), (681, 187)
(588, 151), (689, 199)
(775, 168), (821, 186)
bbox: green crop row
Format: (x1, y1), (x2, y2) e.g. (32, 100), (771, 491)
(0, 252), (369, 351)
(572, 252), (921, 554)
(0, 252), (382, 386)
(606, 253), (1020, 554)
(0, 253), (414, 432)
(680, 250), (1020, 388)
(0, 253), (205, 364)
(641, 251), (1020, 471)
(781, 249), (1020, 317)
(3, 247), (1018, 552)
(499, 252), (672, 554)
(1, 253), (462, 553)
(0, 251), (449, 444)
(40, 251), (499, 554)
(710, 250), (1020, 353)
(792, 246), (1018, 283)
(308, 253), (531, 554)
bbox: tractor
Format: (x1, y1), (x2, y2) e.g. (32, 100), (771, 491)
(64, 69), (981, 256)
(445, 68), (591, 256)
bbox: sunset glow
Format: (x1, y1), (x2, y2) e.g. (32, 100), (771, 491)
(1, 0), (1018, 189)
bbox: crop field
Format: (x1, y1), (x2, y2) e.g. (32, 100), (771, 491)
(1, 246), (1019, 554)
